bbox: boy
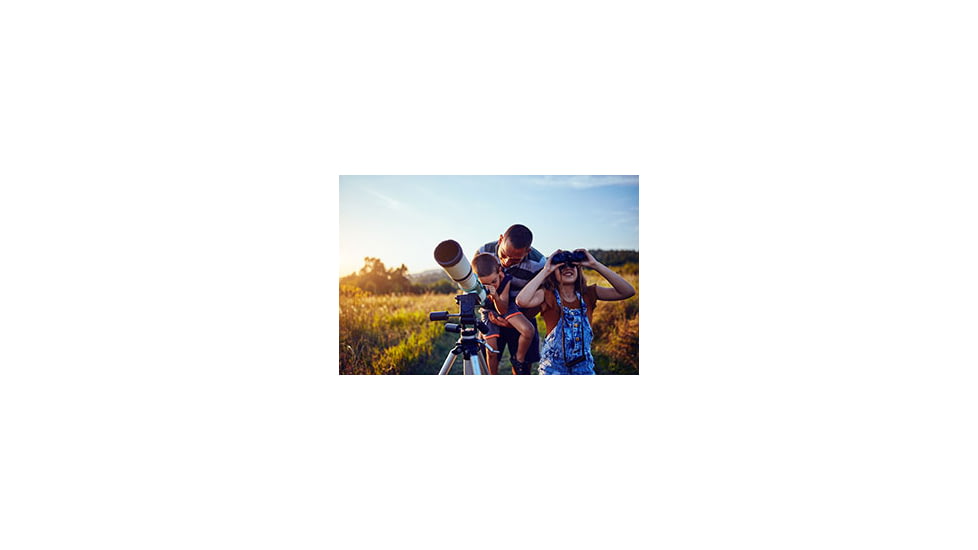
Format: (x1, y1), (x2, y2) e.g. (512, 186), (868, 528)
(472, 252), (536, 375)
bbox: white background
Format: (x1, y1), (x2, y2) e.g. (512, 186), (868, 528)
(2, 1), (977, 549)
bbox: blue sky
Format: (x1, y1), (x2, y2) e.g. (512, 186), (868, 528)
(338, 175), (639, 276)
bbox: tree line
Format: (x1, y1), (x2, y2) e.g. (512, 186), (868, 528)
(340, 257), (429, 295)
(341, 249), (638, 295)
(589, 249), (639, 266)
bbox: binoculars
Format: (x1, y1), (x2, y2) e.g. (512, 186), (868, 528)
(551, 250), (587, 265)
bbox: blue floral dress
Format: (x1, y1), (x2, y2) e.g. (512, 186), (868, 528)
(538, 289), (596, 375)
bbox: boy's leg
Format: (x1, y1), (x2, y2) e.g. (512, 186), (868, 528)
(487, 352), (499, 375)
(484, 335), (500, 375)
(497, 327), (528, 375)
(496, 315), (541, 375)
(506, 313), (534, 363)
(481, 308), (501, 375)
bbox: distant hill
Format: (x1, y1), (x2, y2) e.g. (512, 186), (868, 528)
(589, 249), (639, 266)
(406, 269), (453, 285)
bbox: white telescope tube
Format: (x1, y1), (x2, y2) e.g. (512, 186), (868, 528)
(433, 240), (486, 302)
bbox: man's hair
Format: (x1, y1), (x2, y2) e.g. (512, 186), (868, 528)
(472, 252), (501, 277)
(503, 224), (533, 250)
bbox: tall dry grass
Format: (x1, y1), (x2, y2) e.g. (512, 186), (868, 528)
(585, 267), (639, 374)
(339, 285), (457, 374)
(339, 262), (639, 375)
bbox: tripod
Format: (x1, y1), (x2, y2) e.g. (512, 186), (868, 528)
(429, 293), (494, 375)
(437, 325), (495, 375)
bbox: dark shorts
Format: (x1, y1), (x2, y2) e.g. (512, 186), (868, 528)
(487, 317), (541, 364)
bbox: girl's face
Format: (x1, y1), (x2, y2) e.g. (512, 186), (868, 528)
(556, 263), (580, 284)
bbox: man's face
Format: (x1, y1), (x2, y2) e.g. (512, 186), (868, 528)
(498, 237), (530, 268)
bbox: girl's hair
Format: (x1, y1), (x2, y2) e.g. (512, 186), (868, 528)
(544, 264), (586, 296)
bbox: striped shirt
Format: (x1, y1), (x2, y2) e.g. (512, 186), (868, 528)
(475, 241), (546, 303)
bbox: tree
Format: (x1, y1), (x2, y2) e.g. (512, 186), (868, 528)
(341, 257), (416, 294)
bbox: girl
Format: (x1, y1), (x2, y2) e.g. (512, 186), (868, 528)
(516, 249), (635, 375)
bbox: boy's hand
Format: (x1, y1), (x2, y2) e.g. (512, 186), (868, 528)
(486, 310), (511, 328)
(484, 283), (498, 299)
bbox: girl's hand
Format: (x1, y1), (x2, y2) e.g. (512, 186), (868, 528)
(575, 248), (599, 268)
(544, 250), (563, 273)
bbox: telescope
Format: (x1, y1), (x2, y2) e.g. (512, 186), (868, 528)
(429, 239), (492, 375)
(433, 239), (487, 303)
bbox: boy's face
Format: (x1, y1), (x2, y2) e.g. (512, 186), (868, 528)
(478, 267), (505, 292)
(498, 237), (530, 267)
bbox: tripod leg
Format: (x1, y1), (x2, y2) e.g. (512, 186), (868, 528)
(438, 351), (458, 375)
(481, 347), (492, 375)
(468, 354), (486, 375)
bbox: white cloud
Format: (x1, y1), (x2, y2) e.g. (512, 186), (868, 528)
(364, 188), (406, 211)
(532, 175), (638, 189)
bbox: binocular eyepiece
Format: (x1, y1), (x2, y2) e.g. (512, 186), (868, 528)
(552, 250), (587, 265)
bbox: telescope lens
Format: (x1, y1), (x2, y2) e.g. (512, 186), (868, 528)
(434, 240), (464, 267)
(432, 238), (487, 302)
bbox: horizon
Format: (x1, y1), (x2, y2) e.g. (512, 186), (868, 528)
(402, 246), (641, 277)
(339, 175), (640, 276)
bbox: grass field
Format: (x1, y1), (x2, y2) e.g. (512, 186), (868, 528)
(339, 265), (639, 375)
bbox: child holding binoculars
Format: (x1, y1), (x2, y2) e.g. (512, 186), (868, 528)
(516, 249), (635, 375)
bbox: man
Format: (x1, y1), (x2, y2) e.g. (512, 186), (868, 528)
(475, 224), (545, 375)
